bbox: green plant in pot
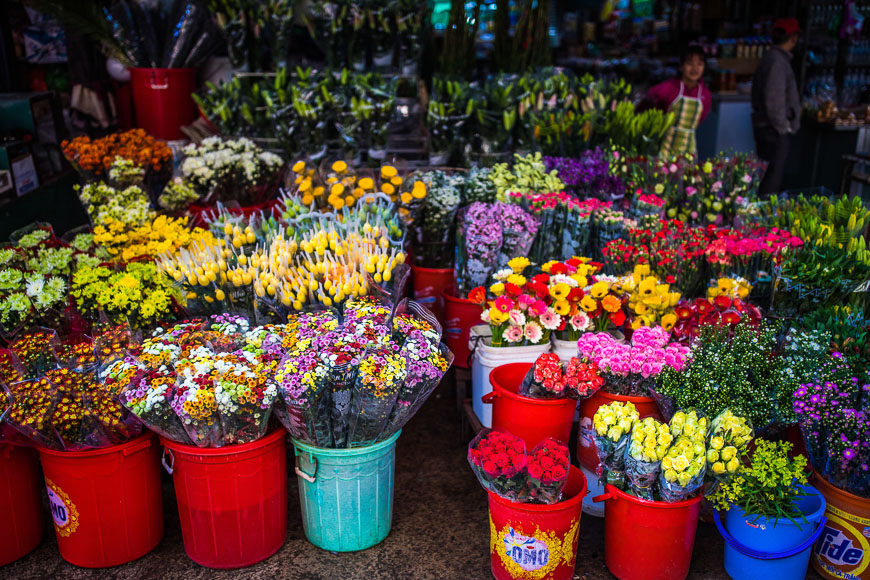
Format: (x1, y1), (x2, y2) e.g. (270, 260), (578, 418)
(710, 440), (826, 580)
(427, 77), (474, 165)
(476, 78), (517, 160)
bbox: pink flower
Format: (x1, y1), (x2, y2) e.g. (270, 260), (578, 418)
(494, 296), (514, 313)
(529, 300), (548, 317)
(509, 310), (526, 326)
(480, 309), (491, 323)
(742, 173), (753, 184)
(686, 186), (697, 197)
(669, 163), (678, 173)
(523, 322), (543, 343)
(570, 313), (590, 331)
(640, 363), (654, 378)
(539, 309), (561, 331)
(712, 180), (722, 192)
(504, 325), (524, 343)
(518, 294), (536, 306)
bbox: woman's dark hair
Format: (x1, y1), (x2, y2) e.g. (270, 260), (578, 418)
(680, 44), (707, 67)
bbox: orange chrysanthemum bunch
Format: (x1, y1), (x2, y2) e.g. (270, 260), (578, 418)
(62, 129), (172, 176)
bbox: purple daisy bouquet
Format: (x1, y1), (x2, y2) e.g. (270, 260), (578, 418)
(455, 202), (539, 294)
(793, 354), (870, 498)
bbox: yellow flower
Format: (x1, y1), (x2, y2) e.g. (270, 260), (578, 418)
(489, 282), (505, 296)
(358, 177), (374, 190)
(549, 283), (571, 301)
(299, 179), (311, 193)
(590, 281), (609, 299)
(638, 277), (657, 296)
(541, 260), (557, 274)
(554, 300), (570, 315)
(332, 160), (348, 173)
(506, 274), (527, 287)
(634, 302), (650, 315)
(571, 274), (588, 288)
(382, 183), (395, 195)
(661, 313), (677, 331)
(411, 181), (426, 199)
(580, 296), (598, 312)
(654, 183), (664, 194)
(390, 176), (403, 186)
(489, 308), (509, 325)
(381, 165), (397, 179)
(507, 256), (530, 273)
(633, 264), (651, 278)
(703, 161), (713, 173)
(400, 192), (413, 205)
(292, 160), (305, 173)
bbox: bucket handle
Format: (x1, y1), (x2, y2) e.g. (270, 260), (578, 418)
(713, 510), (827, 560)
(148, 70), (169, 90)
(295, 453), (317, 483)
(481, 392), (499, 404)
(161, 448), (174, 475)
(122, 434), (153, 457)
(592, 492), (612, 503)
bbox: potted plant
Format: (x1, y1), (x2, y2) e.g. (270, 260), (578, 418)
(427, 77), (473, 166)
(710, 440), (827, 580)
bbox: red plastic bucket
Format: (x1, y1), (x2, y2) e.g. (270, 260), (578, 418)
(161, 429), (287, 569)
(411, 266), (454, 324)
(593, 484), (702, 580)
(37, 433), (163, 568)
(129, 67), (197, 140)
(488, 465), (587, 580)
(443, 288), (482, 369)
(0, 444), (44, 565)
(577, 390), (662, 471)
(486, 363), (577, 449)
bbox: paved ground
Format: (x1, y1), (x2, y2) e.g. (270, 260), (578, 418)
(1, 372), (822, 579)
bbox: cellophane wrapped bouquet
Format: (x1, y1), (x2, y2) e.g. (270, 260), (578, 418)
(117, 314), (283, 447)
(518, 353), (605, 400)
(468, 429), (571, 504)
(593, 401), (639, 487)
(270, 297), (453, 449)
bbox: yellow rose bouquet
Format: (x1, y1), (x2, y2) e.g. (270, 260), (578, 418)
(593, 400), (639, 486)
(625, 417), (673, 499)
(706, 409), (754, 486)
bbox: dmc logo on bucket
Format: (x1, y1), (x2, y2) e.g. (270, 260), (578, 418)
(502, 527), (550, 571)
(817, 526), (865, 567)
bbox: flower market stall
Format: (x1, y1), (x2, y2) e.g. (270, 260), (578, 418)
(1, 2), (870, 578)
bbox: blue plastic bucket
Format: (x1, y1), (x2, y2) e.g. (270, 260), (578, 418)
(291, 431), (401, 552)
(714, 484), (827, 580)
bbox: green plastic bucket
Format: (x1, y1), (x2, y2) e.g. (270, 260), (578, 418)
(292, 431), (401, 552)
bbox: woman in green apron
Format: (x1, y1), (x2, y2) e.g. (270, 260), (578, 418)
(640, 45), (712, 158)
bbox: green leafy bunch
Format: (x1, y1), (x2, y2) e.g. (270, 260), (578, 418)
(657, 321), (782, 429)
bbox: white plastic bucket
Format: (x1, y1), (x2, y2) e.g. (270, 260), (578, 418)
(581, 464), (605, 517)
(470, 325), (550, 427)
(551, 338), (579, 362)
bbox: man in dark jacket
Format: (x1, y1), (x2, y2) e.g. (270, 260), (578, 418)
(752, 17), (801, 195)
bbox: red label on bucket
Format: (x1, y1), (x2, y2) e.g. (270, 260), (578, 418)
(814, 505), (870, 579)
(46, 479), (79, 537)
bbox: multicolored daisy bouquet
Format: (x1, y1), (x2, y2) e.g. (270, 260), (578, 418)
(270, 297), (452, 448)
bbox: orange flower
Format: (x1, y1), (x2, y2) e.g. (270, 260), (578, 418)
(601, 295), (621, 313)
(467, 286), (486, 305)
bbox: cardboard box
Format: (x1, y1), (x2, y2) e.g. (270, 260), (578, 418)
(0, 141), (40, 197)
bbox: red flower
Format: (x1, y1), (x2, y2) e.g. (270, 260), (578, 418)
(504, 283), (522, 298)
(568, 287), (584, 301)
(695, 298), (713, 313)
(532, 273), (550, 285)
(665, 275), (676, 284)
(534, 282), (549, 299)
(609, 311), (626, 327)
(675, 305), (692, 319)
(721, 311), (742, 325)
(528, 463), (544, 479)
(713, 295), (732, 310)
(468, 287), (486, 305)
(550, 263), (568, 275)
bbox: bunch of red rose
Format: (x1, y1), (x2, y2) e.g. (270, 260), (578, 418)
(468, 430), (572, 504)
(527, 438), (571, 503)
(671, 296), (761, 342)
(519, 353), (605, 400)
(467, 430), (528, 501)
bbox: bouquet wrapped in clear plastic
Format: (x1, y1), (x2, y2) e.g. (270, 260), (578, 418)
(593, 401), (639, 488)
(659, 435), (707, 502)
(467, 429), (528, 501)
(706, 409), (753, 489)
(272, 349), (334, 448)
(346, 345), (407, 447)
(624, 417), (672, 500)
(519, 353), (605, 400)
(120, 367), (193, 445)
(526, 438), (571, 504)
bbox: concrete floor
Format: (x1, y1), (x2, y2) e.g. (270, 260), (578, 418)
(0, 373), (822, 580)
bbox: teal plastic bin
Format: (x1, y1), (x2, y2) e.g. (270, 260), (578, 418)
(292, 431), (401, 552)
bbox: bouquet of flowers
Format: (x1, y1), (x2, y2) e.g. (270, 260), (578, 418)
(8, 329), (60, 380)
(793, 355), (870, 497)
(407, 171), (460, 268)
(468, 429), (528, 501)
(75, 181), (154, 227)
(578, 327), (690, 397)
(593, 400), (639, 487)
(526, 438), (571, 504)
(61, 129), (173, 182)
(706, 409), (753, 487)
(544, 149), (625, 201)
(519, 353), (604, 400)
(659, 434), (707, 502)
(657, 322), (784, 430)
(624, 417), (673, 499)
(181, 137), (284, 206)
(612, 264), (681, 330)
(670, 296), (762, 343)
